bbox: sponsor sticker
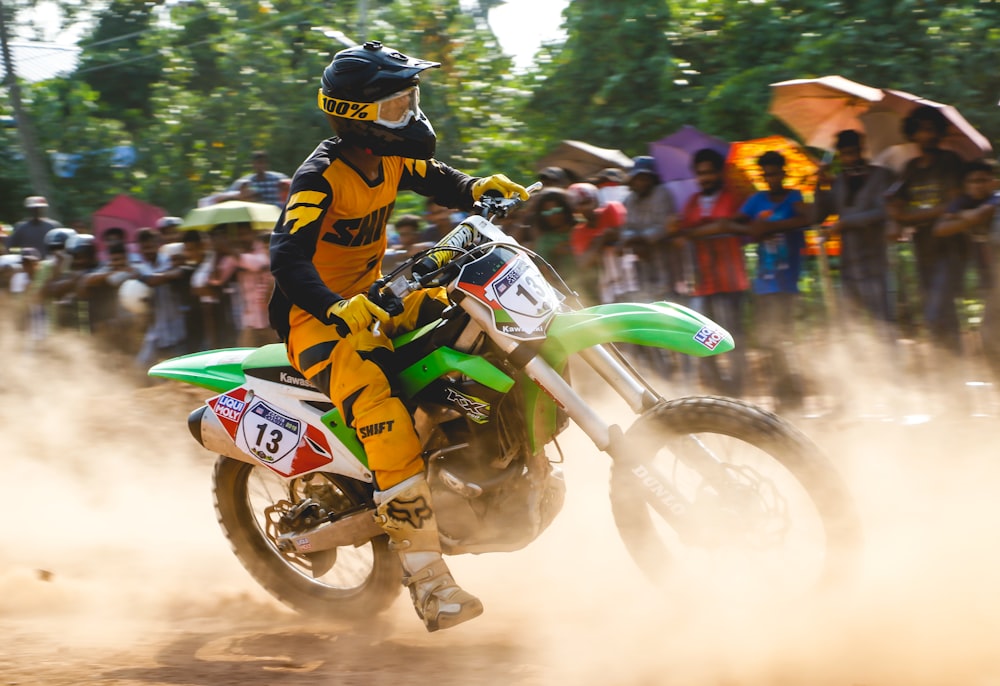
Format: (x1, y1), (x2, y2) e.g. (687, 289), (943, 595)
(213, 394), (247, 422)
(279, 371), (315, 389)
(693, 326), (724, 351)
(444, 387), (491, 424)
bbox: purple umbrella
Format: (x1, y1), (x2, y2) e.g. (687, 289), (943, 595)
(649, 125), (731, 183)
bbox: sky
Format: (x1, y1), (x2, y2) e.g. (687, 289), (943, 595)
(488, 0), (569, 71)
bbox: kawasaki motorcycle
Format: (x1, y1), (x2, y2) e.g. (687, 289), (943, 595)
(149, 184), (861, 619)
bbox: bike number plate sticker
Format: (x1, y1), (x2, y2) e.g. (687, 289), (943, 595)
(485, 256), (559, 339)
(237, 400), (302, 466)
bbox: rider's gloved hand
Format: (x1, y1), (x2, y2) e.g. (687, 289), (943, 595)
(471, 174), (529, 201)
(326, 294), (391, 337)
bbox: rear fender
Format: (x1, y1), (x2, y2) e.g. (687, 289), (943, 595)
(540, 301), (734, 365)
(148, 348), (254, 393)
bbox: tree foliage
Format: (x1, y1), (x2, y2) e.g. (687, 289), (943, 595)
(2, 0), (998, 226)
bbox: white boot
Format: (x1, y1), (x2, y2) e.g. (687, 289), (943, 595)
(375, 475), (483, 632)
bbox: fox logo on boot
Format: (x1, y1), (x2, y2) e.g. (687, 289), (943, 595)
(386, 496), (433, 529)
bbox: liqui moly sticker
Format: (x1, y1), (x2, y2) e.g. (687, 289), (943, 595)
(694, 326), (724, 351)
(207, 388), (252, 438)
(213, 394), (247, 422)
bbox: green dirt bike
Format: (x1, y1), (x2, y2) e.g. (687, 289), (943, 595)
(150, 183), (861, 620)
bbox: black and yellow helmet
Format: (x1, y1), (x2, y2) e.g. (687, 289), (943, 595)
(318, 41), (440, 159)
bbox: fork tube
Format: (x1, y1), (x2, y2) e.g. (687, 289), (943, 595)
(457, 296), (617, 451)
(521, 356), (615, 452)
(577, 345), (661, 413)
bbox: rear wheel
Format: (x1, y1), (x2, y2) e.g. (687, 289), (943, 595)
(610, 396), (861, 595)
(214, 457), (401, 619)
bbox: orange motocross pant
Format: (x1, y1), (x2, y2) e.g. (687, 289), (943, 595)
(285, 288), (449, 489)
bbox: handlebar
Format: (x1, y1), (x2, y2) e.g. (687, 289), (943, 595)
(473, 181), (543, 219)
(368, 180), (543, 315)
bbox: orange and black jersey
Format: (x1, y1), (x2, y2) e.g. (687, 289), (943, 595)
(269, 138), (478, 340)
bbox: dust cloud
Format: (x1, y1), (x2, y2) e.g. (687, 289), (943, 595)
(2, 329), (1000, 685)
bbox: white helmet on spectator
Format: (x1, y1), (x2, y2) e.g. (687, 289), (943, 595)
(158, 241), (185, 261)
(119, 278), (152, 316)
(155, 216), (183, 232)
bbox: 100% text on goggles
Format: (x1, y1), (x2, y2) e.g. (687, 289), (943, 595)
(318, 86), (421, 129)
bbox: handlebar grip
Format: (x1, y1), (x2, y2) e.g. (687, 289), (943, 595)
(367, 282), (404, 316)
(411, 255), (440, 280)
(411, 221), (478, 282)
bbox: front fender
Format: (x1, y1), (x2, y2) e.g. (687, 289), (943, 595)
(540, 301), (734, 363)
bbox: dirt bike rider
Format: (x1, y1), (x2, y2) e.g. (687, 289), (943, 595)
(268, 40), (527, 632)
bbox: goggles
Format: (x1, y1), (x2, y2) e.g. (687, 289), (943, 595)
(540, 207), (564, 217)
(317, 86), (420, 129)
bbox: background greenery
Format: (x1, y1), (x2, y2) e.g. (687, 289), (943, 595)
(2, 0), (999, 225)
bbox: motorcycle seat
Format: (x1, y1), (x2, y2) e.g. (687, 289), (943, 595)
(241, 343), (319, 391)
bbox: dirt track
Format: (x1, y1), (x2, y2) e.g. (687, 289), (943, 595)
(4, 334), (1000, 685)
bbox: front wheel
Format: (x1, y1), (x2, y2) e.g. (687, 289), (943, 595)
(610, 396), (861, 594)
(213, 457), (402, 620)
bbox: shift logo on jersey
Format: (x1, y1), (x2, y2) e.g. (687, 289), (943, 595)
(322, 204), (393, 247)
(284, 190), (326, 235)
(402, 158), (429, 178)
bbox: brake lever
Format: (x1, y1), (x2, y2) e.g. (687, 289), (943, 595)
(368, 279), (404, 316)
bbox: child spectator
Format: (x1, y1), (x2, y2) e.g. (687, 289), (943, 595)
(237, 227), (277, 347)
(566, 182), (628, 305)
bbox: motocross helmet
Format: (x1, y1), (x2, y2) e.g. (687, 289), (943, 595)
(44, 227), (77, 252)
(318, 40), (440, 159)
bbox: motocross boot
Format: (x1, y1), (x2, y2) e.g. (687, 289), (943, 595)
(374, 474), (483, 632)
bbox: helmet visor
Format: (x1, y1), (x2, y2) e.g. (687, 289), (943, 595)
(318, 86), (420, 129)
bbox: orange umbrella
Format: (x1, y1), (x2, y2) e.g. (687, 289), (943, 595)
(725, 135), (820, 201)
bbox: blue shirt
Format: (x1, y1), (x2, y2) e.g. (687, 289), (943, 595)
(741, 190), (806, 294)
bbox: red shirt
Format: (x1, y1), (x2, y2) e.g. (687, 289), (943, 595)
(570, 202), (627, 256)
(678, 188), (749, 296)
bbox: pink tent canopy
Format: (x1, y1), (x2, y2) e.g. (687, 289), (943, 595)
(91, 194), (166, 253)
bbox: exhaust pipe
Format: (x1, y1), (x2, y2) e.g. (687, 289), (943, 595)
(188, 405), (257, 464)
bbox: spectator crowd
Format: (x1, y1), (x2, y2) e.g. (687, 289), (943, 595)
(3, 108), (1000, 415)
(0, 154), (283, 379)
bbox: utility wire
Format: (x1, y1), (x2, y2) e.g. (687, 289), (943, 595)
(74, 7), (314, 76)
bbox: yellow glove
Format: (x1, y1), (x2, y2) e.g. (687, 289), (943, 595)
(471, 174), (529, 201)
(326, 294), (390, 336)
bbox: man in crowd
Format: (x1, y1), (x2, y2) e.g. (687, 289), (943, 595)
(674, 148), (750, 396)
(230, 151), (289, 208)
(886, 105), (965, 350)
(622, 155), (677, 301)
(6, 196), (60, 256)
(934, 160), (999, 371)
(735, 150), (811, 411)
(814, 129), (896, 326)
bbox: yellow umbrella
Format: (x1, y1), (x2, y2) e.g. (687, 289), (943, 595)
(180, 200), (282, 232)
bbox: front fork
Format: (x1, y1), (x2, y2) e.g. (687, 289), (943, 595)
(459, 298), (721, 529)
